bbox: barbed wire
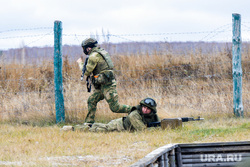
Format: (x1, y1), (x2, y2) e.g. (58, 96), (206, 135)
(199, 24), (232, 41)
(242, 23), (250, 31)
(26, 31), (54, 46)
(64, 30), (232, 43)
(0, 27), (53, 50)
(63, 30), (229, 38)
(110, 34), (135, 42)
(2, 22), (250, 46)
(0, 24), (234, 41)
(0, 89), (54, 95)
(0, 33), (53, 40)
(0, 27), (53, 34)
(73, 34), (81, 44)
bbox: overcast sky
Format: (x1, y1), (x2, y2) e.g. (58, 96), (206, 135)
(1, 0), (250, 50)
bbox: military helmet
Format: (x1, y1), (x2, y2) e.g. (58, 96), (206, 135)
(81, 38), (98, 48)
(140, 97), (157, 113)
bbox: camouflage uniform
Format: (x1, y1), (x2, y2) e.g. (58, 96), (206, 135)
(79, 42), (132, 123)
(79, 98), (160, 132)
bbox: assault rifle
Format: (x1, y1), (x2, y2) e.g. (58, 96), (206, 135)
(81, 56), (91, 92)
(147, 117), (204, 129)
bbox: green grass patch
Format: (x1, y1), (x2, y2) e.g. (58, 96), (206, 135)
(190, 128), (236, 137)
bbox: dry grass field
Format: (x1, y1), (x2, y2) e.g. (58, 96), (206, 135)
(0, 119), (249, 166)
(0, 43), (249, 166)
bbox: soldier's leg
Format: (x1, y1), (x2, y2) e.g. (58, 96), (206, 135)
(89, 118), (125, 132)
(106, 118), (125, 131)
(89, 123), (109, 132)
(85, 89), (104, 123)
(74, 124), (91, 132)
(103, 84), (132, 113)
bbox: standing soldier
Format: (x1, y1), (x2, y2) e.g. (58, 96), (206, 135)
(77, 38), (132, 124)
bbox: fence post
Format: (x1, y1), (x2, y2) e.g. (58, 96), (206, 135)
(232, 13), (244, 117)
(54, 20), (65, 123)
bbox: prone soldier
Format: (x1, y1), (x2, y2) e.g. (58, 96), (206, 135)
(73, 97), (160, 132)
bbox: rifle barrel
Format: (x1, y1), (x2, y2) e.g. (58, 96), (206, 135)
(181, 117), (204, 122)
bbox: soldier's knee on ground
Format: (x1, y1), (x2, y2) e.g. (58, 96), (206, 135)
(74, 124), (91, 132)
(89, 123), (109, 132)
(89, 127), (108, 132)
(107, 118), (125, 131)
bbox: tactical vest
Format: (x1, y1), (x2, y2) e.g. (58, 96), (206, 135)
(123, 105), (159, 131)
(90, 47), (114, 76)
(94, 47), (114, 69)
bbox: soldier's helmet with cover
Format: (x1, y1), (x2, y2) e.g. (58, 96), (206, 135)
(81, 38), (98, 48)
(140, 98), (157, 113)
(81, 38), (98, 54)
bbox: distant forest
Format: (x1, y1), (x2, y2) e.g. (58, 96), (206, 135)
(0, 41), (237, 65)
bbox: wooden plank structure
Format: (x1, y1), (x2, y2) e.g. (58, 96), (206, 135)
(130, 141), (250, 167)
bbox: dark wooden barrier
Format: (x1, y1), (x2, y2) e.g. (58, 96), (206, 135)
(130, 141), (250, 167)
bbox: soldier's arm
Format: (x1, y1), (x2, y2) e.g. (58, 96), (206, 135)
(128, 111), (147, 131)
(77, 58), (84, 70)
(84, 53), (100, 76)
(156, 114), (161, 122)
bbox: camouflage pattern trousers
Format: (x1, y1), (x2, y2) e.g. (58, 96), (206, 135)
(89, 118), (125, 132)
(85, 81), (131, 123)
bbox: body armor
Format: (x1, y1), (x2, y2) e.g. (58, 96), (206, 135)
(94, 47), (114, 69)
